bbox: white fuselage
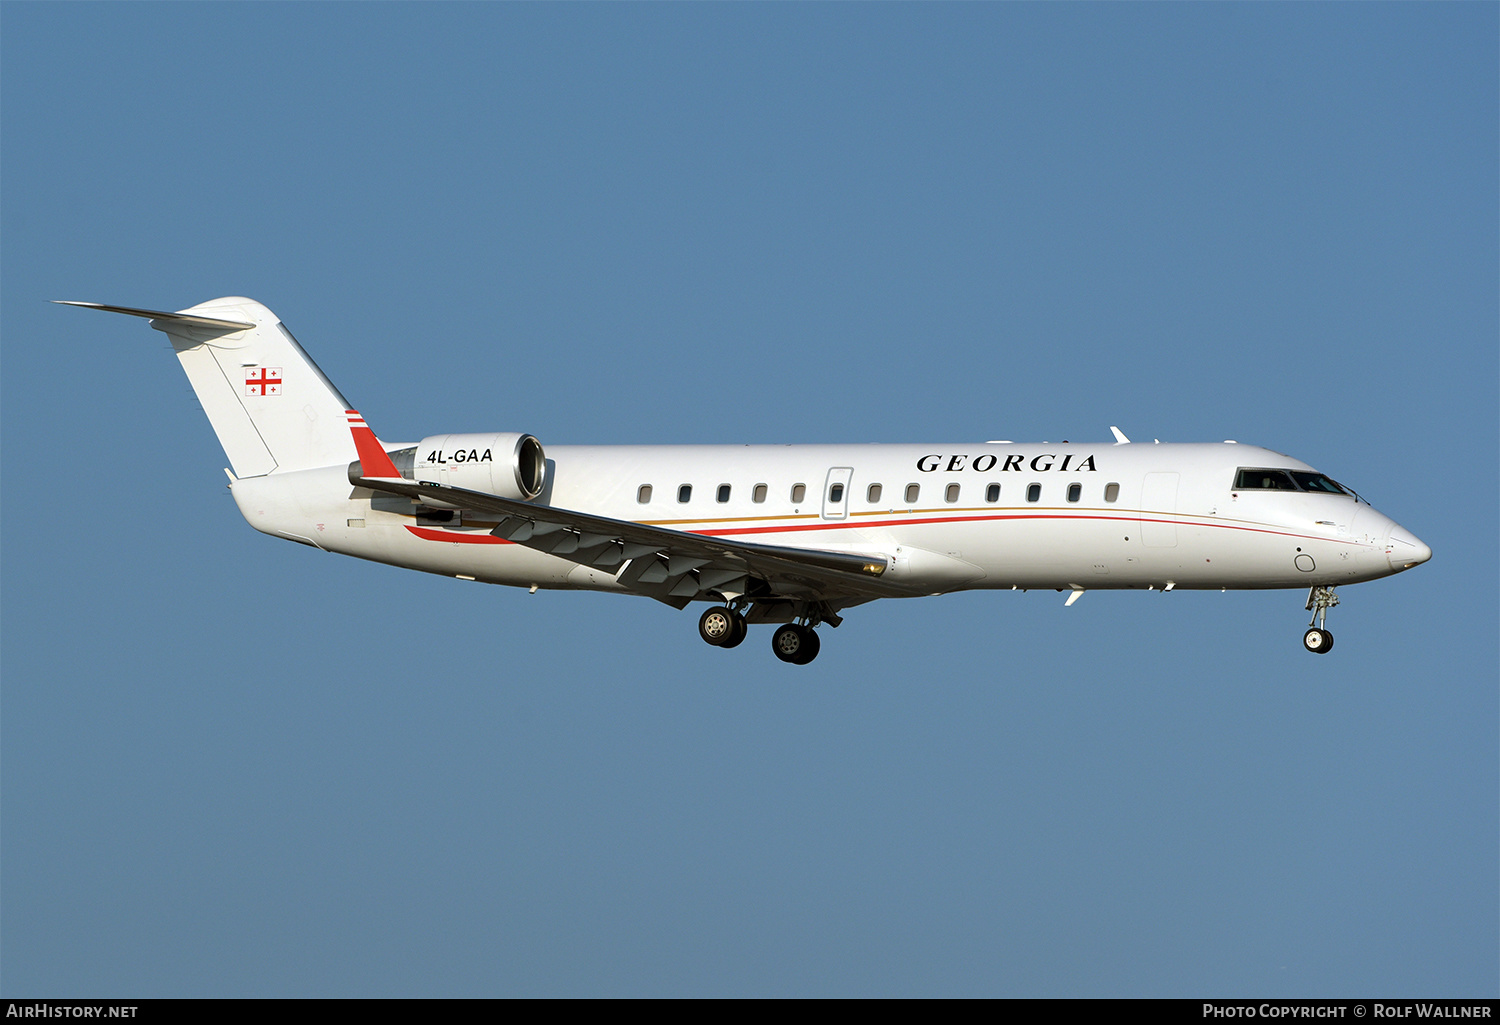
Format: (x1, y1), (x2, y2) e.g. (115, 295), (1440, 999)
(61, 296), (1432, 659)
(229, 440), (1428, 597)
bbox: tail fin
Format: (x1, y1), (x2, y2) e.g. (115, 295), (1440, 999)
(58, 297), (358, 477)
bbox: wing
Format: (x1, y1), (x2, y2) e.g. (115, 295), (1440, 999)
(350, 470), (897, 609)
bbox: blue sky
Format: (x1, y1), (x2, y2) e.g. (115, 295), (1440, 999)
(3, 3), (1495, 997)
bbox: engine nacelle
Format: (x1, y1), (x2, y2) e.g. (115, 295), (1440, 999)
(413, 432), (546, 500)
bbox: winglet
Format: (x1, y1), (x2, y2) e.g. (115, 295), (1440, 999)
(1109, 426), (1130, 445)
(345, 410), (402, 478)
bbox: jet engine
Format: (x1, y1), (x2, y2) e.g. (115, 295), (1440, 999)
(411, 432), (546, 500)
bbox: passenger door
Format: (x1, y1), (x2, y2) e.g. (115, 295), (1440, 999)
(822, 467), (853, 521)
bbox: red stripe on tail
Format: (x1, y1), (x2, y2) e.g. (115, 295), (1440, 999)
(345, 409), (401, 478)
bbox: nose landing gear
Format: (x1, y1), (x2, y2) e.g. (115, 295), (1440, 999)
(1303, 627), (1334, 654)
(1303, 586), (1339, 654)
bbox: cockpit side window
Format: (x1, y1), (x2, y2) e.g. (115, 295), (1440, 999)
(1289, 471), (1350, 495)
(1233, 468), (1299, 491)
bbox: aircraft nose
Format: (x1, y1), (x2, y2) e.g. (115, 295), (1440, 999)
(1387, 524), (1432, 571)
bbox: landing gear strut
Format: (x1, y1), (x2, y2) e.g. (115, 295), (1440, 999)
(698, 606), (747, 648)
(1303, 585), (1338, 654)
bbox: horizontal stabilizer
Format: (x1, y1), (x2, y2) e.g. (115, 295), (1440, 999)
(52, 300), (254, 331)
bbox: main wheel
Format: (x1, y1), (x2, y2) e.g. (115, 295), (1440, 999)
(794, 626), (821, 664)
(771, 624), (821, 664)
(720, 612), (748, 649)
(699, 607), (736, 646)
(1302, 627), (1334, 654)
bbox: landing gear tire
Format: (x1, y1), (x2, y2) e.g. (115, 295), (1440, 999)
(699, 607), (736, 647)
(1303, 627), (1334, 654)
(1303, 586), (1339, 655)
(720, 612), (748, 649)
(772, 624), (820, 664)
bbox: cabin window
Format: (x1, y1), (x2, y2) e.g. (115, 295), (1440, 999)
(867, 483), (882, 503)
(985, 483), (1001, 503)
(904, 483), (920, 504)
(1233, 468), (1298, 491)
(637, 484), (652, 504)
(678, 484), (692, 503)
(752, 483), (768, 503)
(791, 483), (806, 504)
(1104, 482), (1119, 503)
(945, 483), (960, 503)
(1027, 483), (1042, 503)
(717, 484), (731, 503)
(1067, 483), (1082, 503)
(829, 483), (844, 503)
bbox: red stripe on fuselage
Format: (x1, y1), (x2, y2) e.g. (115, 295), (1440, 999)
(692, 512), (1354, 547)
(401, 513), (1368, 550)
(406, 525), (514, 544)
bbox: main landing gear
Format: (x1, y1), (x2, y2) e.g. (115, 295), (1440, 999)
(698, 605), (747, 649)
(1303, 585), (1339, 654)
(696, 605), (824, 664)
(770, 623), (820, 665)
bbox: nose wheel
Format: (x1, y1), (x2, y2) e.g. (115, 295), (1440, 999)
(1302, 586), (1338, 655)
(1303, 627), (1334, 654)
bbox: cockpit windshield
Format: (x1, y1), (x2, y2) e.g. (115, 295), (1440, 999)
(1288, 471), (1349, 495)
(1234, 468), (1298, 490)
(1234, 467), (1351, 496)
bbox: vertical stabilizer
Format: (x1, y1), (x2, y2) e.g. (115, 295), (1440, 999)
(60, 298), (359, 477)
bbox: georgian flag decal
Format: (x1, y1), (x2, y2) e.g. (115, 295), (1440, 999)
(245, 367), (282, 396)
